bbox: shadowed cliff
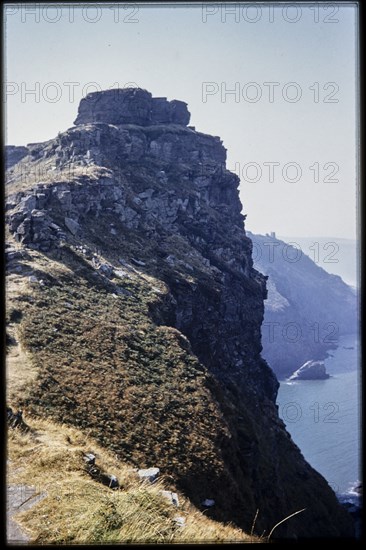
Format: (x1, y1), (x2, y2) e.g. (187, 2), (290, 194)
(248, 231), (358, 379)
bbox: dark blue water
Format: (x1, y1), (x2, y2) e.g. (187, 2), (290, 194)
(277, 333), (361, 496)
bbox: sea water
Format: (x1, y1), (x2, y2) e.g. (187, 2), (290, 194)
(277, 333), (361, 498)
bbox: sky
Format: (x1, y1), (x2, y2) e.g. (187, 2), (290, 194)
(4, 3), (359, 239)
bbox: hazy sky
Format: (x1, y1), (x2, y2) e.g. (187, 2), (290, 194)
(4, 3), (358, 238)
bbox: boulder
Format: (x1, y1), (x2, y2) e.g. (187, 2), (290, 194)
(98, 263), (113, 278)
(14, 195), (37, 216)
(160, 490), (179, 507)
(131, 258), (146, 267)
(288, 360), (330, 381)
(64, 217), (80, 236)
(6, 249), (28, 263)
(100, 473), (119, 489)
(36, 193), (48, 209)
(138, 467), (160, 483)
(83, 453), (96, 465)
(57, 190), (72, 209)
(114, 269), (129, 279)
(173, 516), (186, 527)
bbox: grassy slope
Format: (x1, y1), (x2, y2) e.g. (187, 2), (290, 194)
(6, 220), (352, 539)
(10, 243), (228, 472)
(6, 240), (262, 543)
(8, 418), (257, 543)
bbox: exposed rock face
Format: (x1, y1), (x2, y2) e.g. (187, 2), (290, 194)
(289, 360), (330, 381)
(5, 89), (354, 538)
(74, 88), (190, 126)
(248, 232), (358, 379)
(5, 145), (29, 170)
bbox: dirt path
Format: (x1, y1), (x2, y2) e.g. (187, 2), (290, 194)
(6, 271), (38, 405)
(7, 485), (30, 544)
(7, 456), (47, 544)
(7, 485), (47, 544)
(6, 255), (50, 543)
(7, 461), (46, 544)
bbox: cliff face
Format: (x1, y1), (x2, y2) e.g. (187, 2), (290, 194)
(74, 88), (190, 126)
(5, 145), (29, 170)
(248, 232), (358, 378)
(5, 89), (353, 538)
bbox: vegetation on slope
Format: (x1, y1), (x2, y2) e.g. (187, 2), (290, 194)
(8, 418), (258, 543)
(6, 228), (353, 538)
(6, 240), (257, 531)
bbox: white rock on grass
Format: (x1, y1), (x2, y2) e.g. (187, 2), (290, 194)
(160, 490), (179, 507)
(114, 269), (129, 279)
(137, 467), (160, 483)
(174, 516), (186, 527)
(83, 453), (96, 465)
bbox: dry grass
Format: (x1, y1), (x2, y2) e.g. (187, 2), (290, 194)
(6, 269), (40, 404)
(10, 244), (233, 491)
(6, 159), (110, 196)
(6, 336), (37, 404)
(8, 417), (259, 544)
(5, 247), (77, 405)
(5, 241), (265, 536)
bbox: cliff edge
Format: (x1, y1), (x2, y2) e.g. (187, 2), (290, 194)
(5, 88), (354, 539)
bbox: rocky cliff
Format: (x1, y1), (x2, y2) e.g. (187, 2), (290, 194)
(5, 145), (29, 170)
(5, 88), (354, 539)
(289, 360), (330, 381)
(248, 232), (358, 379)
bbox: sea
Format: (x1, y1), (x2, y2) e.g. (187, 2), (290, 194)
(276, 236), (361, 517)
(277, 333), (361, 498)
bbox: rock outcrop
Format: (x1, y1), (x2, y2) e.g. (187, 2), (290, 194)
(74, 88), (190, 126)
(248, 232), (358, 379)
(5, 145), (29, 170)
(288, 360), (330, 381)
(5, 89), (354, 539)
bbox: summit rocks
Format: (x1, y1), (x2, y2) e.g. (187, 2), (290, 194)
(74, 88), (190, 127)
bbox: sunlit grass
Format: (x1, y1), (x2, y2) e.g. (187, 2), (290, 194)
(8, 418), (258, 544)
